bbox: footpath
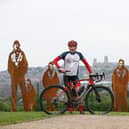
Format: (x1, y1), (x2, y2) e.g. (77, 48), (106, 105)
(1, 115), (129, 129)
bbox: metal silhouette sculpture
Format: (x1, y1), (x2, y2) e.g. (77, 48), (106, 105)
(8, 40), (28, 111)
(42, 63), (60, 111)
(112, 59), (129, 112)
(25, 78), (36, 111)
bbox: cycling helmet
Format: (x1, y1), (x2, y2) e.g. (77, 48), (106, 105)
(68, 40), (77, 47)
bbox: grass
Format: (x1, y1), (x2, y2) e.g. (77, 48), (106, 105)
(0, 112), (50, 125)
(108, 112), (129, 116)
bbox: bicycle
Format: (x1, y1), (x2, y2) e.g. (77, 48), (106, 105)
(40, 71), (114, 115)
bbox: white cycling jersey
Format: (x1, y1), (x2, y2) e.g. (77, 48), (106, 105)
(60, 51), (84, 76)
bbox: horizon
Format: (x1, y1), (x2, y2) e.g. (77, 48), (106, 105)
(0, 56), (123, 72)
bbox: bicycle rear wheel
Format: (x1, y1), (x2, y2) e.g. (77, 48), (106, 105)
(85, 85), (114, 115)
(40, 85), (70, 115)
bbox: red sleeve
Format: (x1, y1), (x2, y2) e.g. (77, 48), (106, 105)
(81, 58), (93, 74)
(53, 56), (61, 68)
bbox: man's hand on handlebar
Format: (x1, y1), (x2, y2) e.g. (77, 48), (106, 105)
(58, 67), (66, 73)
(89, 73), (94, 76)
(58, 68), (71, 73)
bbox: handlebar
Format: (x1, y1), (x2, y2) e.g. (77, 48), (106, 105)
(89, 72), (105, 82)
(58, 68), (105, 82)
(58, 69), (71, 73)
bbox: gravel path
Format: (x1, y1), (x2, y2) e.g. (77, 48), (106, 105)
(1, 115), (129, 129)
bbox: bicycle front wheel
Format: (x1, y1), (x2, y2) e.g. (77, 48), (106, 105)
(40, 85), (70, 115)
(85, 85), (114, 115)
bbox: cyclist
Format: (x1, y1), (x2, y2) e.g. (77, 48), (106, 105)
(51, 40), (93, 113)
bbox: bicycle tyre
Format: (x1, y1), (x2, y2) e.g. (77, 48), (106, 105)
(85, 85), (114, 115)
(40, 85), (70, 115)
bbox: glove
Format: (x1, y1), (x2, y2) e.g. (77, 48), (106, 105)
(89, 73), (93, 75)
(89, 73), (94, 79)
(59, 67), (66, 73)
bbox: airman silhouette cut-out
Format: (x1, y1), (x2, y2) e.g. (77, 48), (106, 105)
(42, 63), (60, 111)
(112, 59), (129, 112)
(8, 40), (28, 111)
(25, 78), (36, 111)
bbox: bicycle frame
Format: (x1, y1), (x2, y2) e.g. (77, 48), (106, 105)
(56, 72), (106, 108)
(66, 78), (98, 101)
(55, 78), (97, 106)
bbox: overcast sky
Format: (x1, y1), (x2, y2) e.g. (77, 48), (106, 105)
(0, 0), (129, 70)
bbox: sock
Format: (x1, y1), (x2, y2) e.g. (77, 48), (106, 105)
(79, 105), (83, 112)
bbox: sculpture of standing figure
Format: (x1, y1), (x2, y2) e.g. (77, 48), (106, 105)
(8, 40), (28, 111)
(112, 59), (129, 112)
(42, 63), (60, 111)
(25, 78), (36, 111)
